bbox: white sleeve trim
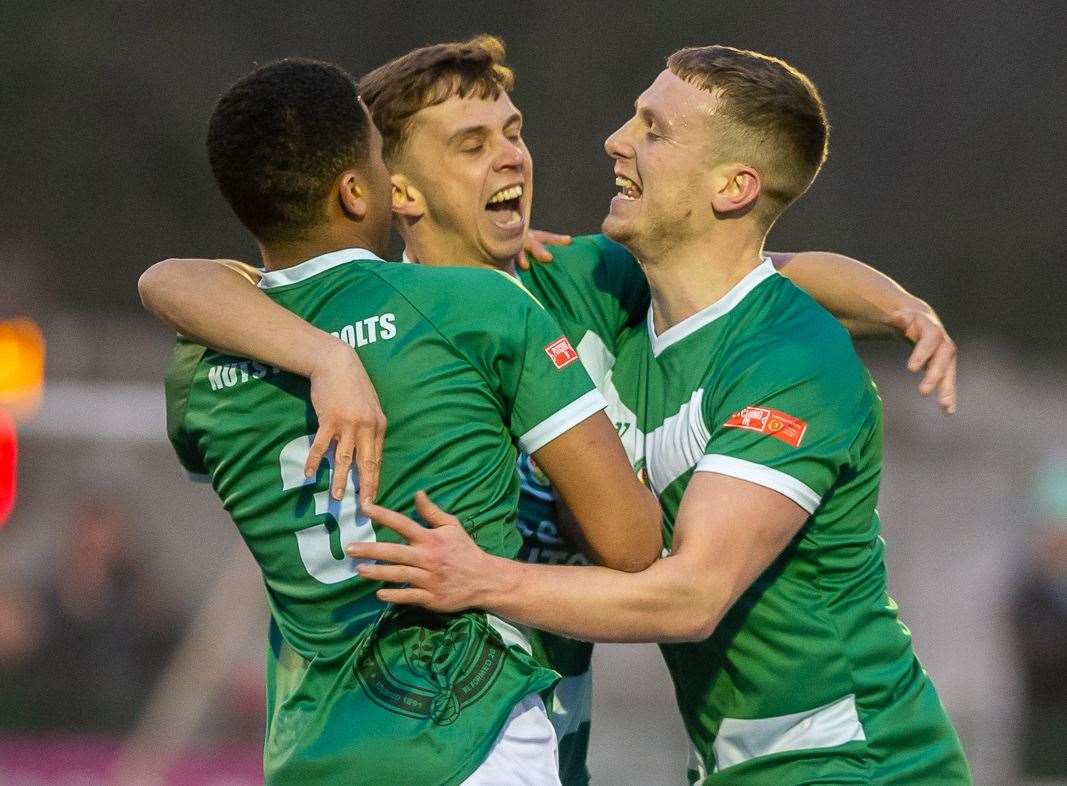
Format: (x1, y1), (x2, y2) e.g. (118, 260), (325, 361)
(518, 389), (607, 455)
(184, 469), (211, 484)
(696, 455), (821, 514)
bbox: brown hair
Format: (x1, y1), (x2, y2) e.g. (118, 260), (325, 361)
(358, 35), (515, 163)
(667, 45), (829, 213)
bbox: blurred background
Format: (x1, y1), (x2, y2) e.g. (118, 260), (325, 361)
(1, 2), (1063, 784)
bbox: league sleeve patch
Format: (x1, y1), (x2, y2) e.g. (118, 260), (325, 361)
(544, 336), (579, 369)
(723, 406), (807, 448)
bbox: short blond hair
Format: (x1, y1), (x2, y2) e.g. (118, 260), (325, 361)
(667, 45), (829, 211)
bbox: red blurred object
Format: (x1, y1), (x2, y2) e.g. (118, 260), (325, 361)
(0, 410), (15, 527)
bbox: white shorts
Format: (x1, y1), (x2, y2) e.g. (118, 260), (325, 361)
(461, 694), (561, 785)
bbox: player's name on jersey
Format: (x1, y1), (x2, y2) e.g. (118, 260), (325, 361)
(207, 360), (282, 391)
(330, 313), (397, 349)
(207, 313), (399, 392)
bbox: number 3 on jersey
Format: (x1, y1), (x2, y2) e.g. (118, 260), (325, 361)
(279, 434), (376, 584)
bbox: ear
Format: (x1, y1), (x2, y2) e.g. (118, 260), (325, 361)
(710, 163), (761, 215)
(390, 173), (426, 220)
(337, 171), (368, 220)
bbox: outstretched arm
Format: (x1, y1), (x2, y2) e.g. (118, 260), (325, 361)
(138, 258), (386, 503)
(771, 251), (957, 414)
(351, 472), (805, 644)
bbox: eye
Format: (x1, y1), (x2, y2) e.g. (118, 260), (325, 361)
(460, 141), (485, 154)
(646, 130), (663, 142)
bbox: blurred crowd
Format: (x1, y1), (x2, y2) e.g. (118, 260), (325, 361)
(0, 493), (262, 741)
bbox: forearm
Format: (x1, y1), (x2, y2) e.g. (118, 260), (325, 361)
(138, 258), (344, 376)
(478, 554), (720, 643)
(770, 251), (931, 338)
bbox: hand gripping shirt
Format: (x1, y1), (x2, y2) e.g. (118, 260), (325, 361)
(165, 248), (607, 786)
(604, 259), (970, 785)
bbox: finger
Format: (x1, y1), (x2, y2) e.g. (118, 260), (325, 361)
(516, 251), (532, 271)
(304, 429), (333, 480)
(937, 355), (958, 415)
(355, 428), (380, 506)
(355, 563), (431, 585)
(377, 587), (435, 607)
(331, 428), (355, 501)
(526, 237), (553, 263)
(414, 491), (456, 529)
(920, 339), (955, 397)
(359, 420), (386, 506)
(345, 541), (416, 564)
(530, 230), (572, 246)
(362, 502), (426, 543)
(907, 322), (940, 374)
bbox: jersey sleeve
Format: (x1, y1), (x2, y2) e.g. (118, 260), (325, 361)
(519, 234), (650, 350)
(164, 337), (210, 482)
(486, 274), (608, 455)
(695, 346), (871, 514)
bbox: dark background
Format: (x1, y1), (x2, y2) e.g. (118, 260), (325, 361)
(2, 1), (1064, 353)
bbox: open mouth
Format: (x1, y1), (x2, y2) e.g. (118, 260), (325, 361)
(485, 184), (524, 228)
(615, 175), (642, 200)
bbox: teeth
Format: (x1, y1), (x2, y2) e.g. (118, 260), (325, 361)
(487, 185), (523, 204)
(615, 175), (641, 200)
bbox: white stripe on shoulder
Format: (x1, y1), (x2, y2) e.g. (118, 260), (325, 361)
(695, 454), (821, 513)
(518, 389), (607, 455)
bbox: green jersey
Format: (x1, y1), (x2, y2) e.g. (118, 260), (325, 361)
(165, 248), (608, 786)
(515, 235), (650, 785)
(599, 260), (969, 784)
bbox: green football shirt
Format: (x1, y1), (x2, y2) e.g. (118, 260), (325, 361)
(165, 248), (608, 786)
(516, 234), (650, 786)
(598, 259), (970, 784)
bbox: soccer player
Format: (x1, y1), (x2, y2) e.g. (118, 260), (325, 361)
(140, 38), (960, 785)
(344, 46), (973, 783)
(158, 56), (673, 785)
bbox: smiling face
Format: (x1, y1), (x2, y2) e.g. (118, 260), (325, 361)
(393, 91), (533, 266)
(602, 69), (725, 254)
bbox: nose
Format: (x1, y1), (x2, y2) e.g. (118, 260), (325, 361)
(604, 122), (633, 160)
(494, 137), (525, 171)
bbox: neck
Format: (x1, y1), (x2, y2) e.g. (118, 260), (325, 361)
(638, 229), (766, 335)
(401, 220), (516, 276)
(258, 227), (378, 271)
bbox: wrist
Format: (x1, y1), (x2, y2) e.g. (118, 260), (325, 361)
(879, 295), (933, 326)
(307, 335), (356, 379)
(473, 555), (524, 612)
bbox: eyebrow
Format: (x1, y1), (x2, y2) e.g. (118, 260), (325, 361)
(446, 112), (523, 146)
(636, 103), (665, 130)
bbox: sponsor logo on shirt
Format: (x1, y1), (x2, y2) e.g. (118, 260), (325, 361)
(724, 406), (807, 448)
(545, 336), (579, 369)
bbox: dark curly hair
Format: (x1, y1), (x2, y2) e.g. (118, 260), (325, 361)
(207, 58), (371, 242)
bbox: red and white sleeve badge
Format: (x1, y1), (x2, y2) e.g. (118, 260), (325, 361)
(544, 336), (579, 369)
(723, 406), (807, 448)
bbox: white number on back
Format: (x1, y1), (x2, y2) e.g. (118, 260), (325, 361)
(279, 434), (376, 584)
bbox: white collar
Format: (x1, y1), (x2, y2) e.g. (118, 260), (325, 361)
(647, 257), (777, 356)
(401, 249), (415, 264)
(258, 247), (383, 289)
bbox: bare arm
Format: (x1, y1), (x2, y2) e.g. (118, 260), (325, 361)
(530, 412), (662, 573)
(138, 258), (386, 502)
(771, 251), (957, 414)
(353, 473), (805, 644)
